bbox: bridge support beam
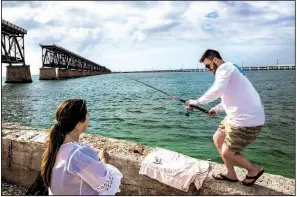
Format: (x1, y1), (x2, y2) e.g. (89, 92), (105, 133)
(6, 65), (32, 83)
(39, 67), (57, 80)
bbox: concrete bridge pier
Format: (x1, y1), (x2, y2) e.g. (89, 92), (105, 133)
(68, 70), (74, 78)
(57, 68), (70, 79)
(68, 69), (80, 78)
(78, 70), (83, 77)
(74, 70), (80, 77)
(39, 67), (57, 80)
(82, 70), (88, 76)
(6, 65), (32, 83)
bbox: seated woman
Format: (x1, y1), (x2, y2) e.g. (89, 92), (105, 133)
(41, 98), (123, 195)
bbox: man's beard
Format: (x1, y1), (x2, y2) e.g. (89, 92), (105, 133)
(212, 62), (218, 75)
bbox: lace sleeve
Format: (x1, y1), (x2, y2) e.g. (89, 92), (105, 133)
(68, 146), (123, 195)
(93, 171), (113, 193)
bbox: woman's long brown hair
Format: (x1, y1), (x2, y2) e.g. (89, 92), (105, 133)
(41, 98), (87, 188)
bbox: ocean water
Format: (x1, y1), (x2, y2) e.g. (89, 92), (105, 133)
(2, 70), (295, 178)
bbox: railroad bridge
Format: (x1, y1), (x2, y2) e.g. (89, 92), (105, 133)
(39, 44), (111, 80)
(2, 19), (111, 82)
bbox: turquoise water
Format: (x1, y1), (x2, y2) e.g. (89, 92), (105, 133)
(2, 71), (295, 178)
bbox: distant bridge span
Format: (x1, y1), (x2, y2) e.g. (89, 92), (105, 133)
(112, 64), (295, 74)
(39, 44), (111, 80)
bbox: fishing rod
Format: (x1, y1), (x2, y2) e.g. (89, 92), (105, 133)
(126, 76), (209, 116)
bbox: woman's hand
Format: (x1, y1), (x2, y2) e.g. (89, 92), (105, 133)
(99, 149), (110, 164)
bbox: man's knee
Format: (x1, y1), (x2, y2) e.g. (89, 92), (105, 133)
(222, 145), (235, 160)
(213, 133), (219, 145)
(213, 130), (225, 147)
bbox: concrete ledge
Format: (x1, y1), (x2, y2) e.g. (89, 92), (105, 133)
(1, 122), (295, 195)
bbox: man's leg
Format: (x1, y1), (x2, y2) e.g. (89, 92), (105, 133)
(222, 145), (263, 182)
(213, 129), (237, 180)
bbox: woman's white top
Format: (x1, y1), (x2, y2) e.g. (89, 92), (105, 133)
(48, 142), (123, 195)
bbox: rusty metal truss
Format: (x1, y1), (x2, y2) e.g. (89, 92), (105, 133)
(1, 19), (27, 65)
(40, 44), (110, 72)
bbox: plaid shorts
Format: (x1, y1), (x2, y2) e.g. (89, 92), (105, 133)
(217, 120), (262, 152)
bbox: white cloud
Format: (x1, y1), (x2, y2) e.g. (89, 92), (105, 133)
(133, 31), (146, 42)
(2, 1), (295, 76)
(246, 1), (295, 16)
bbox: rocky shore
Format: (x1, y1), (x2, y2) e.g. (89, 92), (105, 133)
(1, 180), (27, 196)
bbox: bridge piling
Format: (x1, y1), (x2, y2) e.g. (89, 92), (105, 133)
(57, 68), (70, 79)
(2, 19), (32, 83)
(6, 65), (32, 83)
(39, 67), (57, 80)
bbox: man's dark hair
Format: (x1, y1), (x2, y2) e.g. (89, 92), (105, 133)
(199, 49), (222, 63)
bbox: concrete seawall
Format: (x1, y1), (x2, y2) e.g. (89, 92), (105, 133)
(1, 122), (295, 195)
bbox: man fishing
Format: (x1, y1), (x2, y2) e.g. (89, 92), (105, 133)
(185, 49), (265, 186)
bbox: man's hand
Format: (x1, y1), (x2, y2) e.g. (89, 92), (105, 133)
(208, 109), (216, 117)
(185, 99), (196, 112)
(185, 99), (199, 107)
(99, 149), (110, 164)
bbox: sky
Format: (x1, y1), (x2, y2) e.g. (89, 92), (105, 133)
(1, 1), (295, 75)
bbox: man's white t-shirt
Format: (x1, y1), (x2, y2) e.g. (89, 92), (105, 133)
(196, 62), (265, 127)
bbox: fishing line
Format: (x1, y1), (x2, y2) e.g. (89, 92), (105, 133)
(126, 76), (209, 116)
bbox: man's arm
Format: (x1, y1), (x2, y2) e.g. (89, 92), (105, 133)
(195, 66), (234, 105)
